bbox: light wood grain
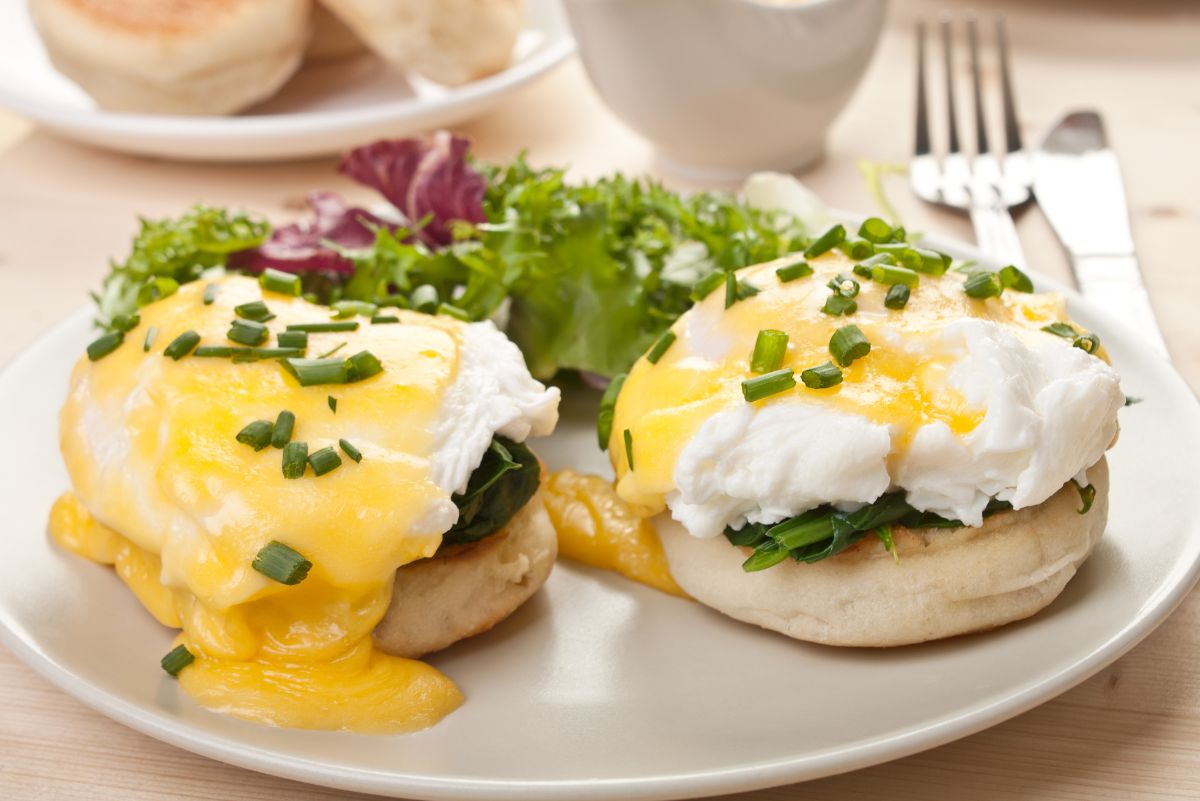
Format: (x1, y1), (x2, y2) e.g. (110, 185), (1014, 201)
(1, 1), (1198, 799)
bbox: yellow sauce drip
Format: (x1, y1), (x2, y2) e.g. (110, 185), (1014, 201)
(50, 493), (463, 733)
(542, 470), (687, 598)
(50, 277), (477, 732)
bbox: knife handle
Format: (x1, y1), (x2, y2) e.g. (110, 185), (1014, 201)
(1071, 253), (1169, 357)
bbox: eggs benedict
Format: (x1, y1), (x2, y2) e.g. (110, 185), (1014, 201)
(50, 273), (559, 731)
(597, 222), (1123, 646)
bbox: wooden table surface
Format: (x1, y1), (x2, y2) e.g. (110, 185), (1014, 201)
(2, 1), (1198, 799)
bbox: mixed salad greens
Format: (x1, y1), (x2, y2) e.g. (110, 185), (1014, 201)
(95, 132), (818, 381)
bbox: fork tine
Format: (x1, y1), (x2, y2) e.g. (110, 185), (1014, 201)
(966, 14), (989, 157)
(914, 21), (931, 156)
(996, 14), (1023, 153)
(940, 16), (961, 155)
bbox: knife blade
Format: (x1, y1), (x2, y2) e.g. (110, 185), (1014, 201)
(1033, 110), (1168, 356)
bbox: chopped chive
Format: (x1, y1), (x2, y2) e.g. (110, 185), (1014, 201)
(750, 329), (789, 373)
(821, 294), (858, 316)
(282, 441), (308, 478)
(235, 419), (274, 451)
(829, 324), (871, 367)
(163, 330), (200, 360)
(827, 273), (860, 298)
(411, 284), (439, 313)
(891, 247), (924, 271)
(1073, 333), (1101, 354)
(871, 264), (920, 288)
(259, 268), (301, 296)
(276, 330), (307, 350)
(227, 319), (268, 346)
(143, 326), (158, 352)
(327, 395), (337, 413)
(317, 342), (346, 359)
(623, 428), (635, 471)
(884, 284), (911, 310)
(646, 330), (676, 364)
(193, 346), (303, 361)
(252, 541), (312, 585)
(800, 361), (844, 389)
(838, 235), (875, 260)
(86, 331), (124, 361)
(346, 350), (383, 382)
(338, 439), (363, 463)
(137, 277), (179, 307)
(160, 644), (194, 677)
(308, 445), (342, 476)
(438, 302), (471, 321)
(331, 300), (378, 319)
(597, 373), (627, 450)
(1071, 479), (1096, 514)
(271, 411), (294, 449)
(202, 283), (219, 305)
(857, 217), (893, 244)
(999, 265), (1034, 293)
(691, 271), (726, 301)
(281, 358), (348, 386)
(1042, 322), (1077, 338)
(1124, 396), (1142, 407)
(724, 270), (738, 309)
(234, 300), (274, 322)
(804, 224), (846, 259)
(963, 271), (1003, 299)
(775, 260), (813, 283)
(110, 313), (140, 333)
(852, 264), (873, 279)
(742, 368), (796, 402)
(285, 321), (359, 333)
(859, 252), (897, 268)
(913, 248), (950, 275)
(192, 345), (236, 358)
(371, 315), (400, 324)
(737, 281), (760, 302)
(742, 541), (790, 572)
(231, 347), (303, 362)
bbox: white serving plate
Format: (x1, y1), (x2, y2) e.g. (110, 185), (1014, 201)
(0, 0), (574, 161)
(0, 237), (1196, 800)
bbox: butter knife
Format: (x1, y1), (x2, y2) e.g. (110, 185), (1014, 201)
(1033, 110), (1168, 356)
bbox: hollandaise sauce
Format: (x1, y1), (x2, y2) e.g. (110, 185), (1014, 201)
(542, 470), (686, 598)
(52, 276), (488, 732)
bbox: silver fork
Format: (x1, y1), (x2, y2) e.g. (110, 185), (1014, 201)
(910, 14), (1033, 267)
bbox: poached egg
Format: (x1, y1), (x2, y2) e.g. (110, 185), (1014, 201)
(51, 275), (558, 732)
(608, 251), (1123, 540)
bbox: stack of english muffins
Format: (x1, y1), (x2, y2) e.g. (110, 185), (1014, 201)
(28, 0), (525, 115)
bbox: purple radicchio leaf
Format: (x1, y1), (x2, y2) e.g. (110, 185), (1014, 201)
(338, 131), (486, 247)
(227, 191), (388, 276)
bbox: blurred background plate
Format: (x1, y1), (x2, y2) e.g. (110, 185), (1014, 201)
(0, 0), (574, 162)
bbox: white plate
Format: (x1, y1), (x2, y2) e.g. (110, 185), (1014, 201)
(0, 239), (1197, 800)
(0, 1), (573, 161)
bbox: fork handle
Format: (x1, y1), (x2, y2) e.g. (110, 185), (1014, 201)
(968, 202), (1026, 269)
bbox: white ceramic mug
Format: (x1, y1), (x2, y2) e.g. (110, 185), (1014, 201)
(563, 0), (887, 179)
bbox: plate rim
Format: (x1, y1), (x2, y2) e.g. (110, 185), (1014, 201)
(1, 233), (1197, 800)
